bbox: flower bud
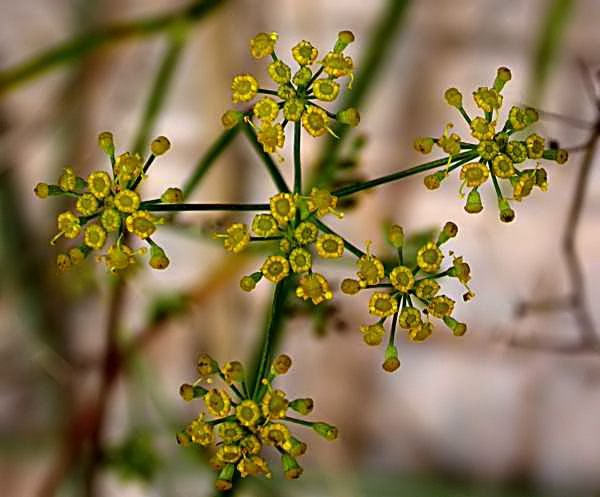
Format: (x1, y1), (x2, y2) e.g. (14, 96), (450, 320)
(443, 315), (467, 336)
(215, 464), (235, 491)
(444, 87), (463, 108)
(272, 354), (292, 375)
(437, 221), (458, 245)
(284, 436), (307, 457)
(179, 383), (208, 401)
(282, 453), (303, 480)
(336, 107), (360, 127)
(498, 198), (515, 223)
(341, 278), (360, 295)
(34, 182), (49, 198)
(388, 224), (404, 248)
(333, 30), (355, 53)
(382, 344), (400, 372)
(98, 131), (115, 156)
(197, 353), (219, 377)
(221, 109), (243, 129)
(413, 137), (434, 154)
(493, 66), (512, 92)
(423, 171), (446, 189)
(149, 245), (169, 270)
(150, 136), (170, 156)
(160, 187), (183, 204)
(464, 189), (483, 214)
(290, 398), (314, 415)
(312, 422), (338, 441)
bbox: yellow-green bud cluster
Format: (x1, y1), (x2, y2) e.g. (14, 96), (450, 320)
(36, 132), (178, 274)
(343, 223), (472, 371)
(177, 354), (336, 490)
(226, 30), (359, 153)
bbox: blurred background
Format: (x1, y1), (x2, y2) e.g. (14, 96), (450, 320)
(1, 0), (600, 496)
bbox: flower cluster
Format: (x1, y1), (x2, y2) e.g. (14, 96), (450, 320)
(414, 67), (568, 222)
(215, 188), (346, 305)
(34, 133), (182, 273)
(222, 31), (360, 154)
(341, 223), (472, 372)
(177, 353), (337, 490)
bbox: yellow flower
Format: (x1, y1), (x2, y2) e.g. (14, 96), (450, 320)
(512, 171), (535, 201)
(268, 60), (291, 85)
(294, 221), (318, 245)
(292, 40), (318, 66)
(150, 135), (170, 156)
(506, 141), (528, 164)
(250, 32), (278, 59)
(312, 78), (340, 101)
(188, 416), (213, 446)
(302, 105), (329, 137)
(340, 278), (361, 295)
(237, 455), (271, 479)
(113, 190), (140, 213)
(469, 117), (496, 141)
(321, 51), (353, 78)
(56, 253), (71, 271)
(398, 307), (422, 329)
(438, 132), (461, 155)
(55, 211), (81, 241)
(360, 323), (385, 346)
(231, 74), (258, 103)
(460, 162), (489, 188)
(114, 152), (142, 183)
(216, 444), (242, 464)
(428, 295), (455, 318)
(236, 400), (261, 427)
(292, 66), (312, 87)
(260, 423), (290, 447)
(262, 389), (288, 419)
(316, 234), (344, 259)
(100, 208), (121, 233)
(204, 388), (231, 418)
(252, 214), (279, 237)
(253, 97), (280, 122)
(75, 193), (98, 216)
(278, 84), (296, 100)
(492, 154), (514, 178)
(269, 193), (296, 225)
(356, 243), (385, 287)
(288, 248), (312, 273)
(283, 98), (305, 121)
(306, 188), (341, 218)
(416, 242), (443, 273)
(409, 321), (433, 343)
(368, 292), (398, 318)
(389, 265), (414, 293)
(58, 167), (76, 192)
(98, 243), (144, 274)
(257, 122), (285, 153)
(473, 87), (503, 113)
(240, 434), (262, 455)
(83, 224), (107, 250)
(218, 422), (244, 444)
(261, 255), (290, 283)
(296, 272), (333, 305)
(125, 210), (157, 239)
(477, 140), (500, 161)
(218, 223), (250, 253)
(87, 171), (112, 199)
(526, 133), (545, 159)
(336, 107), (360, 127)
(414, 279), (440, 300)
(508, 106), (530, 130)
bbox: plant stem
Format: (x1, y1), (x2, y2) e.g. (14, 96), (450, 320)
(332, 151), (478, 197)
(251, 281), (287, 399)
(0, 0), (228, 92)
(143, 202), (269, 212)
(183, 126), (241, 198)
(293, 121), (302, 195)
(312, 218), (365, 258)
(242, 123), (290, 193)
(283, 416), (313, 427)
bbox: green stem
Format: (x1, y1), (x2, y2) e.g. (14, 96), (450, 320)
(183, 126), (241, 198)
(332, 151), (478, 197)
(251, 281), (287, 399)
(283, 416), (313, 427)
(143, 202), (269, 212)
(293, 121), (302, 195)
(242, 123), (290, 193)
(0, 0), (227, 92)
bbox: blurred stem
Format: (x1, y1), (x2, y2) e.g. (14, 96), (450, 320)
(132, 34), (187, 155)
(527, 0), (574, 103)
(308, 0), (413, 188)
(0, 0), (227, 92)
(293, 121), (302, 195)
(332, 151), (478, 197)
(242, 123), (290, 193)
(183, 127), (240, 198)
(251, 281), (288, 400)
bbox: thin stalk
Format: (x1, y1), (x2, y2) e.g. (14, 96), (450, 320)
(251, 281), (287, 399)
(283, 416), (313, 427)
(332, 151), (478, 197)
(293, 121), (302, 195)
(242, 123), (290, 193)
(312, 218), (365, 258)
(0, 0), (227, 91)
(143, 202), (269, 212)
(183, 126), (240, 198)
